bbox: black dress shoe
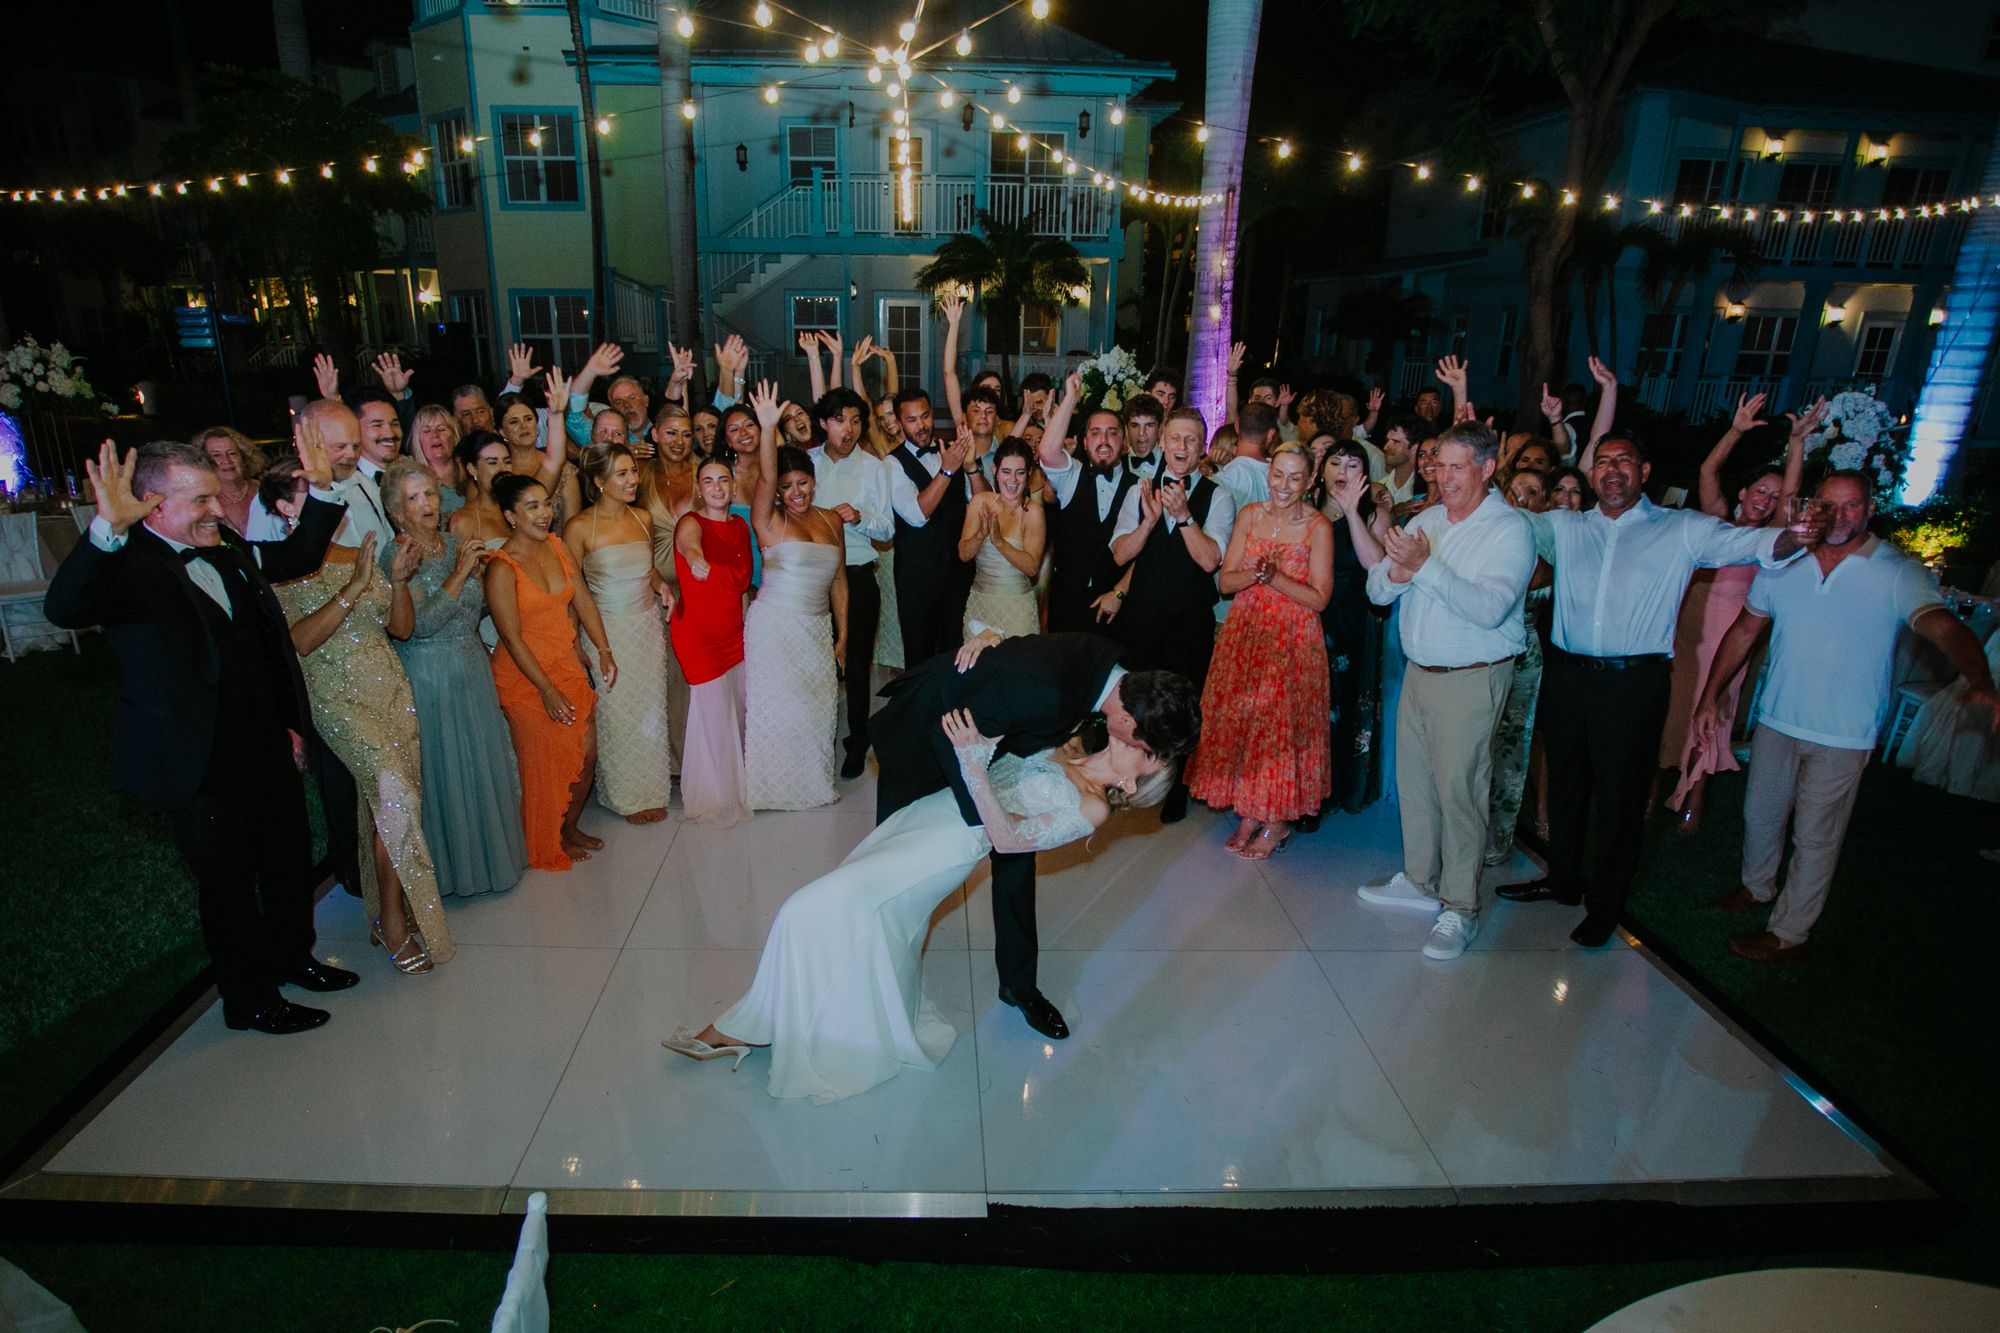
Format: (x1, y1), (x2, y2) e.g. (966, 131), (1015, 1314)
(1498, 877), (1582, 906)
(840, 750), (868, 781)
(1569, 915), (1618, 948)
(997, 987), (1069, 1040)
(1159, 785), (1189, 825)
(284, 960), (361, 992)
(222, 999), (331, 1035)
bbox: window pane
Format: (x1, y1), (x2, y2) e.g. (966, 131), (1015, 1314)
(790, 294), (839, 352)
(498, 113), (579, 205)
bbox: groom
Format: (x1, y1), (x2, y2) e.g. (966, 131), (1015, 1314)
(874, 630), (1202, 1039)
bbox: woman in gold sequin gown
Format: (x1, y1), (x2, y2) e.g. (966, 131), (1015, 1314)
(276, 532), (455, 971)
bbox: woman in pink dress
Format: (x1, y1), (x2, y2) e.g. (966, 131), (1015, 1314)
(1659, 393), (1818, 832)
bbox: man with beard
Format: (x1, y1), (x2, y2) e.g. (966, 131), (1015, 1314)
(808, 387), (894, 778)
(1695, 471), (1999, 962)
(1499, 433), (1820, 947)
(343, 391), (402, 550)
(1033, 374), (1131, 635)
(1358, 422), (1534, 960)
(884, 388), (975, 660)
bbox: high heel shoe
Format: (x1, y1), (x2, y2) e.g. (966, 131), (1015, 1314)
(369, 920), (434, 974)
(660, 1024), (753, 1070)
(1236, 825), (1292, 862)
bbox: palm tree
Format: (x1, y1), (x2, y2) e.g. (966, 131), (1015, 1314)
(914, 210), (1087, 387)
(657, 3), (702, 373)
(1567, 211), (1656, 374)
(566, 0), (609, 343)
(1187, 0), (1265, 426)
(1634, 219), (1762, 377)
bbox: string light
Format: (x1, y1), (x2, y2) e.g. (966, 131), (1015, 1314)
(680, 100), (697, 120)
(956, 31), (972, 56)
(821, 35), (839, 57)
(803, 42), (821, 63)
(887, 82), (902, 96)
(937, 88), (954, 107)
(1006, 84), (1022, 104)
(763, 85), (780, 104)
(1195, 124), (1209, 144)
(1602, 194), (1617, 210)
(1345, 153), (1363, 172)
(1560, 188), (1576, 205)
(364, 156), (379, 173)
(991, 112), (1006, 129)
(1465, 175), (1480, 192)
(867, 65), (882, 82)
(675, 12), (693, 38)
(276, 169), (291, 185)
(596, 116), (612, 134)
(234, 172), (249, 187)
(1521, 182), (1536, 199)
(459, 136), (475, 153)
(1276, 140), (1292, 160)
(754, 2), (772, 27)
(1109, 104), (1124, 125)
(898, 19), (917, 40)
(1414, 162), (1430, 180)
(527, 128), (543, 148)
(1031, 0), (1050, 17)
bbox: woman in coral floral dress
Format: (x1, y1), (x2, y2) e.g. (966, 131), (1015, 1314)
(1186, 442), (1335, 859)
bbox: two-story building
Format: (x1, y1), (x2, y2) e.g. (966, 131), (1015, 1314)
(408, 0), (1173, 401)
(1294, 30), (2000, 488)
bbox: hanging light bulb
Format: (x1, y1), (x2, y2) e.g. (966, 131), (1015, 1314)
(1007, 84), (1021, 104)
(1064, 159), (1078, 175)
(207, 177), (222, 192)
(149, 183), (163, 197)
(675, 12), (693, 38)
(1602, 194), (1618, 210)
(459, 136), (475, 153)
(886, 81), (901, 97)
(364, 156), (379, 173)
(874, 45), (892, 63)
(816, 34), (836, 57)
(763, 86), (779, 104)
(1521, 182), (1536, 199)
(1561, 188), (1577, 206)
(937, 88), (955, 108)
(1345, 152), (1363, 172)
(681, 100), (697, 120)
(596, 116), (612, 134)
(1050, 148), (1064, 163)
(1465, 175), (1480, 192)
(898, 19), (916, 41)
(234, 172), (249, 187)
(991, 112), (1006, 129)
(1109, 104), (1124, 125)
(897, 62), (912, 81)
(893, 107), (906, 124)
(1032, 0), (1050, 15)
(867, 65), (882, 83)
(276, 169), (291, 184)
(319, 164), (333, 179)
(754, 3), (772, 27)
(1195, 124), (1209, 143)
(955, 30), (972, 56)
(1276, 140), (1292, 160)
(528, 128), (543, 147)
(1415, 162), (1430, 179)
(803, 42), (821, 63)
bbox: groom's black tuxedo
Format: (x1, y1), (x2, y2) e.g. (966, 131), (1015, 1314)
(875, 632), (1125, 995)
(44, 500), (345, 1008)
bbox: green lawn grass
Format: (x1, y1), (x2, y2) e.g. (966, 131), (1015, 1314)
(3, 640), (1995, 1330)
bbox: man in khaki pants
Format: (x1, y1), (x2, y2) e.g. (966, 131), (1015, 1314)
(1358, 421), (1535, 959)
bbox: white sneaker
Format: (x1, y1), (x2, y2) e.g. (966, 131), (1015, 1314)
(1422, 911), (1478, 960)
(1357, 872), (1438, 912)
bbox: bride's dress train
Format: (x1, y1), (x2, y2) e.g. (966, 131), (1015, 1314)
(709, 750), (1093, 1104)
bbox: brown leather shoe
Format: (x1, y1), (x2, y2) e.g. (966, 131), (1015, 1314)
(1710, 887), (1764, 915)
(1729, 932), (1809, 963)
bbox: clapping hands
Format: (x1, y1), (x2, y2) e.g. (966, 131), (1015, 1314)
(1382, 524), (1432, 580)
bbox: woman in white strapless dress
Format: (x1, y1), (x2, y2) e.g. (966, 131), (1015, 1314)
(665, 710), (1168, 1103)
(740, 383), (849, 810)
(566, 444), (675, 822)
(958, 438), (1046, 639)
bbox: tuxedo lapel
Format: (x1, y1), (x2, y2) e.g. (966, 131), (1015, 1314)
(133, 526), (224, 683)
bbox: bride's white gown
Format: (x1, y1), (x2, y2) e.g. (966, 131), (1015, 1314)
(714, 748), (1095, 1104)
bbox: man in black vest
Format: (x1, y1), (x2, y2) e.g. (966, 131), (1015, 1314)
(885, 387), (976, 661)
(45, 438), (356, 1035)
(875, 631), (1201, 1040)
(1108, 407), (1237, 823)
(1034, 375), (1138, 635)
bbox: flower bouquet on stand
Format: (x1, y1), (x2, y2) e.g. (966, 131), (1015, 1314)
(1074, 346), (1146, 417)
(0, 334), (117, 500)
(1799, 385), (1908, 505)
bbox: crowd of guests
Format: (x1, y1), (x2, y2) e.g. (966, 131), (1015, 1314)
(48, 320), (2000, 1034)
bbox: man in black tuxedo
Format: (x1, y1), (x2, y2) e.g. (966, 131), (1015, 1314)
(1032, 376), (1138, 635)
(874, 630), (1201, 1039)
(45, 438), (357, 1034)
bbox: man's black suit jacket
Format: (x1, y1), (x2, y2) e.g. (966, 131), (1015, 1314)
(43, 497), (345, 811)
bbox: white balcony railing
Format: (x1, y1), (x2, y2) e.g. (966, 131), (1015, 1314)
(847, 174), (980, 237)
(611, 272), (663, 352)
(1642, 208), (1965, 271)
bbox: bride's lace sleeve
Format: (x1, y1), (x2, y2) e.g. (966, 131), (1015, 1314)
(953, 749), (1096, 854)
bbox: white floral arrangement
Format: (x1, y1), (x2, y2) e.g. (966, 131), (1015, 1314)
(0, 334), (115, 416)
(1075, 346), (1146, 415)
(1800, 385), (1906, 505)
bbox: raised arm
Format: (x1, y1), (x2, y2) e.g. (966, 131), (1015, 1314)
(820, 330), (845, 390)
(746, 380), (786, 545)
(1700, 393), (1769, 519)
(1540, 382), (1572, 459)
(662, 342), (694, 406)
(538, 364), (575, 492)
(1224, 341), (1246, 427)
(1579, 355), (1618, 469)
(564, 343), (623, 446)
(800, 332), (828, 404)
(1038, 372), (1083, 473)
(1779, 397), (1826, 507)
(940, 294), (967, 427)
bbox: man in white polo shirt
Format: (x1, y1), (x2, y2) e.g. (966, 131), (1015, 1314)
(1358, 421), (1536, 960)
(1694, 470), (1999, 961)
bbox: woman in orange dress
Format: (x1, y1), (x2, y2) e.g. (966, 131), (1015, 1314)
(1185, 442), (1335, 860)
(485, 471), (618, 870)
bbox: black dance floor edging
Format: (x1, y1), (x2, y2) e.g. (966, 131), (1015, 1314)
(0, 1191), (1957, 1276)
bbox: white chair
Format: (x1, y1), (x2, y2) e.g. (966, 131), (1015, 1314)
(70, 503), (96, 533)
(1880, 680), (1942, 761)
(0, 512), (79, 662)
(488, 1191), (550, 1333)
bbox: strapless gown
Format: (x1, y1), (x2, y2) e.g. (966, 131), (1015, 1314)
(962, 535), (1040, 639)
(583, 539), (672, 816)
(745, 541), (842, 809)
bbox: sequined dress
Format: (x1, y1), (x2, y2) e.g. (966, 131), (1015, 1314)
(962, 530), (1040, 639)
(582, 529), (673, 815)
(714, 746), (1094, 1104)
(744, 541), (842, 809)
(277, 546), (455, 961)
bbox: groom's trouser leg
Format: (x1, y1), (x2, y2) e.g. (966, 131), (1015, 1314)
(842, 561), (882, 763)
(989, 849), (1039, 996)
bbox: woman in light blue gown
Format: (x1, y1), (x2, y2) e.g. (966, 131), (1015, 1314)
(382, 460), (529, 898)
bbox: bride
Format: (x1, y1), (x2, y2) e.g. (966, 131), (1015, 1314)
(664, 709), (1171, 1104)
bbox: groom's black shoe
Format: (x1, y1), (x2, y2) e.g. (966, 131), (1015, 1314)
(1497, 877), (1581, 906)
(283, 959), (361, 992)
(840, 749), (868, 781)
(998, 987), (1069, 1041)
(222, 999), (331, 1035)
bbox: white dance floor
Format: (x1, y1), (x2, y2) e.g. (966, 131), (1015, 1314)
(12, 775), (1917, 1219)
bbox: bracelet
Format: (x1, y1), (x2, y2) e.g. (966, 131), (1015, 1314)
(334, 594), (354, 611)
(1113, 589), (1126, 601)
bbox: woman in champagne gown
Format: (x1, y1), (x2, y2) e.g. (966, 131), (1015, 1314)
(666, 715), (1167, 1104)
(740, 383), (848, 810)
(275, 532), (455, 971)
(958, 438), (1046, 639)
(568, 444), (673, 823)
(380, 461), (528, 899)
(671, 460), (757, 826)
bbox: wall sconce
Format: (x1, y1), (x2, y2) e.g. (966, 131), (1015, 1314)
(1724, 302), (1746, 323)
(1823, 302), (1847, 325)
(848, 281), (859, 301)
(1068, 283), (1089, 303)
(961, 103), (975, 133)
(847, 101), (856, 129)
(1865, 140), (1890, 165)
(735, 143), (748, 172)
(1929, 306), (1946, 327)
(1763, 137), (1786, 159)
(1078, 109), (1091, 141)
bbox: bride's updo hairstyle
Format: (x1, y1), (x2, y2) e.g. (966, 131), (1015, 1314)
(1118, 670), (1203, 763)
(1107, 763), (1177, 812)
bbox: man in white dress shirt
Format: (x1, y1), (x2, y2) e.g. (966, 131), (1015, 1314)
(1696, 471), (1997, 961)
(1499, 433), (1818, 946)
(324, 395), (396, 550)
(809, 387), (895, 779)
(1359, 422), (1535, 960)
(1215, 400), (1276, 508)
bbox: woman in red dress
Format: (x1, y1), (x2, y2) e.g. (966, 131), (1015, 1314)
(671, 458), (756, 826)
(486, 472), (618, 870)
(1185, 442), (1335, 860)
